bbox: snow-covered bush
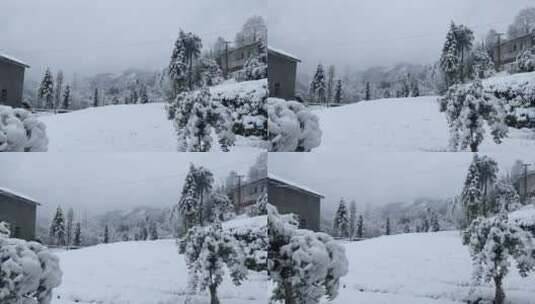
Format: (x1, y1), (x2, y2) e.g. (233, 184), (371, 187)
(179, 223), (248, 304)
(226, 217), (267, 272)
(463, 213), (535, 304)
(439, 80), (508, 152)
(0, 222), (10, 238)
(267, 98), (322, 152)
(0, 106), (48, 152)
(515, 48), (535, 73)
(268, 204), (348, 304)
(0, 237), (62, 304)
(247, 193), (268, 217)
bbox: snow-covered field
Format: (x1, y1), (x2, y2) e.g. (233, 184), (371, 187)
(329, 231), (535, 304)
(40, 103), (262, 152)
(51, 239), (268, 304)
(313, 96), (535, 153)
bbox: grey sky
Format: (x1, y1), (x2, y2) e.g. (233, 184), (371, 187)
(0, 152), (261, 218)
(269, 152), (535, 213)
(269, 0), (535, 75)
(0, 0), (266, 79)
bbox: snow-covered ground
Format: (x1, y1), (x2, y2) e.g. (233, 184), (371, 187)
(51, 239), (268, 304)
(313, 96), (535, 153)
(329, 231), (535, 304)
(40, 103), (263, 152)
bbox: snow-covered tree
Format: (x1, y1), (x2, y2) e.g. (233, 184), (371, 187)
(365, 82), (371, 100)
(248, 192), (267, 216)
(179, 223), (247, 304)
(334, 79), (343, 103)
(149, 221), (158, 240)
(440, 22), (461, 86)
(0, 237), (62, 304)
(234, 15), (267, 47)
(93, 88), (99, 107)
(439, 79), (508, 152)
(357, 214), (364, 238)
(327, 65), (336, 102)
(491, 177), (522, 213)
(515, 47), (535, 72)
(103, 225), (109, 243)
(209, 190), (234, 222)
(49, 206), (66, 246)
(182, 31), (203, 90)
(267, 98), (322, 152)
(74, 222), (82, 246)
(310, 63), (327, 103)
(507, 7), (535, 39)
(463, 213), (535, 304)
(470, 45), (496, 79)
(168, 30), (189, 97)
(196, 56), (224, 86)
(62, 85), (71, 109)
(349, 200), (357, 239)
(385, 217), (391, 235)
(0, 221), (10, 238)
(176, 164), (215, 230)
(268, 204), (348, 304)
(54, 70), (64, 109)
(38, 68), (55, 109)
(334, 199), (350, 238)
(247, 152), (267, 182)
(66, 208), (74, 246)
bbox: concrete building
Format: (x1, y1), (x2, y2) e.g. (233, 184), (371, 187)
(491, 32), (535, 71)
(268, 47), (301, 100)
(233, 174), (323, 231)
(0, 187), (39, 240)
(0, 53), (30, 108)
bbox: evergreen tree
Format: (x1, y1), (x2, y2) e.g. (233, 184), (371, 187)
(93, 88), (99, 107)
(440, 22), (461, 86)
(327, 65), (336, 102)
(168, 30), (189, 97)
(181, 31), (203, 90)
(210, 190), (234, 222)
(357, 215), (364, 238)
(334, 79), (343, 103)
(54, 70), (64, 109)
(38, 68), (55, 109)
(62, 85), (71, 109)
(104, 225), (109, 243)
(349, 200), (357, 239)
(49, 206), (66, 246)
(177, 164), (214, 230)
(333, 199), (350, 238)
(471, 44), (496, 79)
(385, 217), (391, 235)
(140, 86), (149, 104)
(149, 221), (158, 240)
(365, 82), (371, 100)
(74, 222), (82, 246)
(310, 63), (327, 103)
(66, 208), (74, 246)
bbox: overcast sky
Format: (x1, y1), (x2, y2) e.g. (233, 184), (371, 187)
(269, 152), (535, 214)
(0, 152), (261, 218)
(0, 0), (266, 79)
(269, 0), (535, 75)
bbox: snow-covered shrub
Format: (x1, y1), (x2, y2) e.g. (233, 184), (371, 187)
(0, 222), (10, 238)
(515, 48), (535, 73)
(0, 237), (62, 304)
(0, 106), (48, 152)
(247, 193), (268, 217)
(267, 98), (322, 152)
(484, 79), (535, 129)
(179, 223), (248, 304)
(439, 80), (508, 152)
(173, 87), (235, 152)
(463, 213), (535, 304)
(268, 204), (348, 304)
(226, 217), (267, 272)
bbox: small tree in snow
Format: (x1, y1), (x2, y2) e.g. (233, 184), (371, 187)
(268, 204), (349, 304)
(49, 206), (66, 246)
(209, 190), (234, 222)
(179, 223), (247, 304)
(66, 208), (74, 246)
(515, 47), (535, 72)
(491, 177), (522, 213)
(168, 30), (189, 98)
(74, 222), (82, 246)
(149, 221), (158, 240)
(62, 85), (71, 109)
(470, 45), (495, 79)
(439, 79), (508, 152)
(334, 79), (343, 103)
(463, 213), (535, 304)
(54, 70), (64, 110)
(104, 225), (109, 243)
(349, 200), (357, 239)
(93, 88), (99, 107)
(176, 164), (215, 230)
(357, 214), (364, 238)
(333, 199), (350, 238)
(38, 68), (54, 109)
(310, 63), (327, 103)
(385, 217), (391, 235)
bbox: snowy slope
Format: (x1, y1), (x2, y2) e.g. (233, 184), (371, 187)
(40, 103), (263, 152)
(313, 97), (535, 153)
(52, 239), (268, 304)
(328, 231), (535, 304)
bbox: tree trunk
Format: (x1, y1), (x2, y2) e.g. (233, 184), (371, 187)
(209, 284), (220, 304)
(494, 276), (505, 304)
(284, 280), (296, 304)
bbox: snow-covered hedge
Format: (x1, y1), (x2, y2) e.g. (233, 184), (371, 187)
(267, 98), (322, 152)
(0, 106), (48, 152)
(0, 234), (62, 304)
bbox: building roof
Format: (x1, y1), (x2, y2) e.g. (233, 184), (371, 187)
(0, 53), (30, 68)
(267, 173), (324, 198)
(268, 46), (301, 62)
(494, 32), (535, 49)
(0, 187), (40, 206)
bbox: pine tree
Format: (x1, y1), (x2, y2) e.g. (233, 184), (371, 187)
(149, 221), (158, 240)
(327, 65), (336, 102)
(104, 225), (109, 243)
(334, 79), (343, 103)
(310, 64), (327, 103)
(168, 30), (189, 97)
(49, 206), (66, 246)
(181, 31), (203, 90)
(93, 88), (99, 107)
(140, 86), (149, 104)
(74, 222), (82, 246)
(38, 68), (55, 109)
(357, 215), (364, 238)
(333, 199), (350, 238)
(349, 200), (357, 239)
(471, 44), (495, 79)
(66, 208), (74, 246)
(62, 85), (71, 109)
(385, 217), (391, 235)
(177, 164), (214, 230)
(440, 22), (461, 86)
(210, 191), (234, 222)
(54, 70), (64, 110)
(365, 82), (371, 100)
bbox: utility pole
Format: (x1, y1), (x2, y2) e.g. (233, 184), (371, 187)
(522, 163), (532, 204)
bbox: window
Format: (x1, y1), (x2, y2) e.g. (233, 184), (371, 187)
(299, 218), (307, 229)
(274, 83), (281, 96)
(12, 226), (21, 239)
(0, 89), (7, 103)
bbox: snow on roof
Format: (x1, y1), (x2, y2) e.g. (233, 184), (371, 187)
(0, 53), (30, 68)
(0, 186), (39, 205)
(268, 173), (324, 198)
(268, 46), (301, 62)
